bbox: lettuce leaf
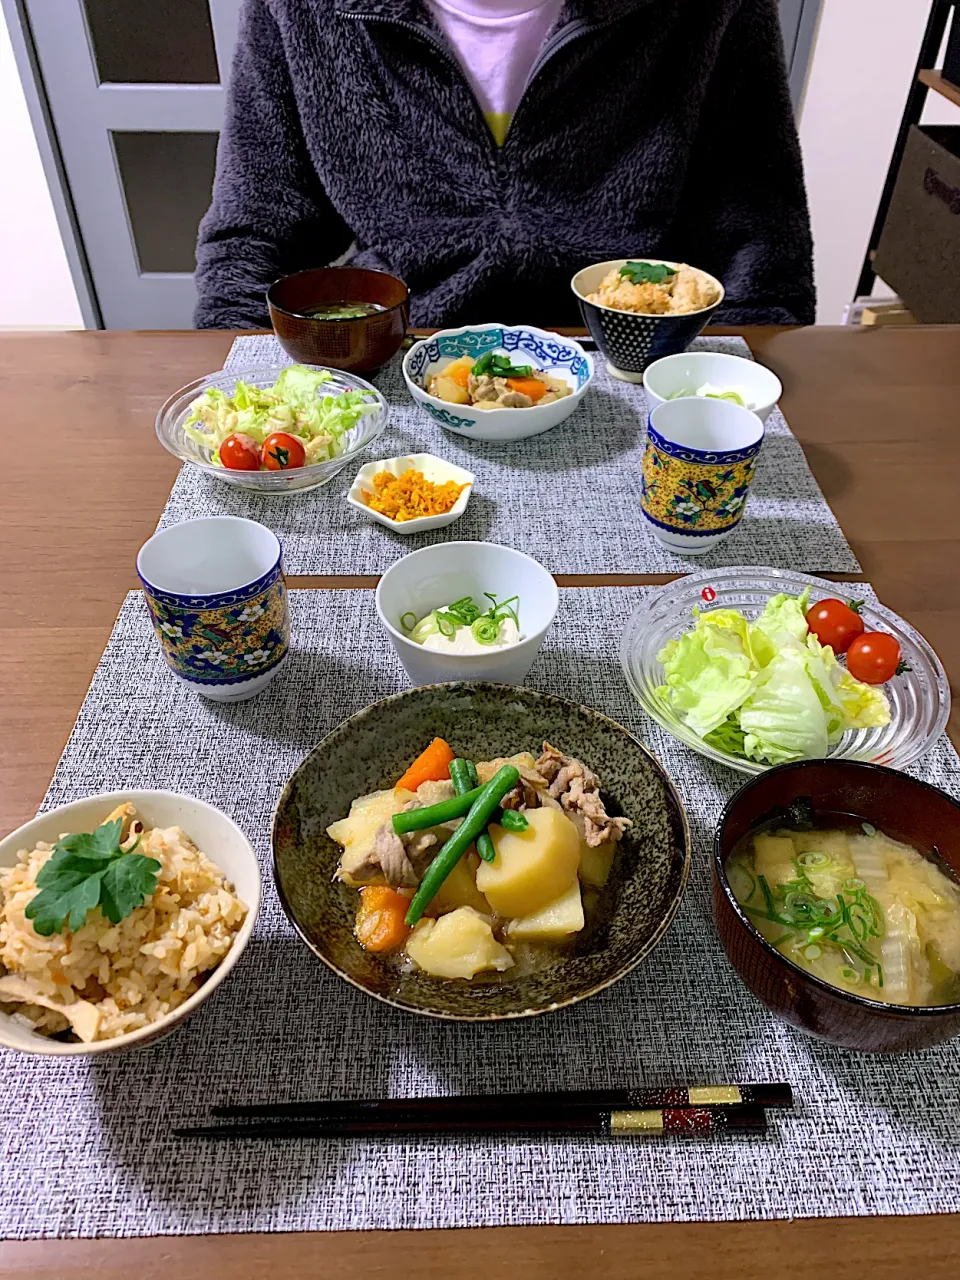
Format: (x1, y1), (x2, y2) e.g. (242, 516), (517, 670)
(656, 608), (758, 737)
(654, 588), (891, 764)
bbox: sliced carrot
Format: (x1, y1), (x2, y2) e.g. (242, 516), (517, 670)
(505, 376), (548, 402)
(355, 885), (412, 953)
(394, 737), (455, 793)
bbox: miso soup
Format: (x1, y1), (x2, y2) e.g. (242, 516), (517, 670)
(727, 819), (960, 1006)
(302, 302), (385, 320)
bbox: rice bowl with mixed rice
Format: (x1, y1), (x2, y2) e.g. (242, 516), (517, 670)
(0, 802), (249, 1045)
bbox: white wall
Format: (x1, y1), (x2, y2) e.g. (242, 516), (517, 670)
(0, 5), (83, 328)
(798, 0), (960, 323)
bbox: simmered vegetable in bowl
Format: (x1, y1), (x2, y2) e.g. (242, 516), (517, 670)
(272, 683), (690, 1019)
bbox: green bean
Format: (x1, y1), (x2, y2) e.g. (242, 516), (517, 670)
(498, 809), (529, 833)
(448, 758), (475, 798)
(405, 766), (520, 926)
(450, 757), (498, 863)
(476, 831), (497, 863)
(391, 785), (483, 835)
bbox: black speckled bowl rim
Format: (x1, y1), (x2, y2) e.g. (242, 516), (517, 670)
(271, 682), (691, 1021)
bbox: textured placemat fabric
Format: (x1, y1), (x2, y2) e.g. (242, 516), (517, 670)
(156, 335), (860, 575)
(2, 585), (957, 1240)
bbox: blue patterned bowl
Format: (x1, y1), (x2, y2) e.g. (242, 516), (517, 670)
(571, 259), (724, 383)
(403, 323), (593, 442)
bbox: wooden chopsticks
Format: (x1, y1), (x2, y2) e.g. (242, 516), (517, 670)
(174, 1084), (791, 1142)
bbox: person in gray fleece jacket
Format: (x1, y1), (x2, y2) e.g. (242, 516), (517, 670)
(195, 0), (815, 330)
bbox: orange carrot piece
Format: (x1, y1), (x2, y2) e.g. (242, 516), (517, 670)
(447, 361), (473, 388)
(394, 738), (455, 792)
(355, 885), (412, 953)
(505, 376), (548, 402)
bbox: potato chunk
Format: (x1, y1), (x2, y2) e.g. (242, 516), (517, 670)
(477, 808), (580, 918)
(406, 907), (513, 979)
(427, 852), (491, 916)
(578, 839), (616, 889)
(752, 834), (796, 889)
(328, 788), (417, 885)
(506, 880), (584, 942)
(430, 374), (470, 405)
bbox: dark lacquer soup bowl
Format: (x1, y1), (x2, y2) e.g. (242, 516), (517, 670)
(267, 265), (408, 373)
(273, 683), (690, 1020)
(714, 759), (960, 1052)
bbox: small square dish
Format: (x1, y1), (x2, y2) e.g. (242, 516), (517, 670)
(346, 453), (474, 534)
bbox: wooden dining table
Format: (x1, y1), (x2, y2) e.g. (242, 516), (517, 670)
(1, 323), (958, 1279)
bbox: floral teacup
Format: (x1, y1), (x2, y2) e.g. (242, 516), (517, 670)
(137, 517), (289, 701)
(639, 397), (764, 555)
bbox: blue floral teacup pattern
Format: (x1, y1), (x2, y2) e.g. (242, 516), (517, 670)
(142, 566), (289, 690)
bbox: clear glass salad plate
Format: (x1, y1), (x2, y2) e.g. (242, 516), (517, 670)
(619, 567), (950, 775)
(157, 365), (388, 494)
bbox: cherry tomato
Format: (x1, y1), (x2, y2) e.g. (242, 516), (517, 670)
(805, 597), (865, 654)
(218, 432), (262, 471)
(846, 632), (904, 684)
(261, 432), (306, 471)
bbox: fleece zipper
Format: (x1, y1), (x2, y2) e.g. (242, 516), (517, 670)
(338, 9), (609, 157)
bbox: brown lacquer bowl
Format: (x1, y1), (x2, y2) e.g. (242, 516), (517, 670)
(267, 266), (408, 372)
(714, 759), (960, 1053)
(273, 683), (690, 1020)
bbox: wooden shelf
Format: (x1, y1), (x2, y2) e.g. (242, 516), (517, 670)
(919, 68), (960, 109)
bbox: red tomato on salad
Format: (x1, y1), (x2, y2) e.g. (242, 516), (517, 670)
(804, 598), (864, 654)
(219, 433), (262, 471)
(261, 432), (306, 471)
(846, 632), (903, 684)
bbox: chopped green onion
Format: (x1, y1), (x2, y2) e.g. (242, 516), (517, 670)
(861, 822), (877, 837)
(798, 851), (829, 868)
(841, 967), (860, 982)
(803, 945), (822, 960)
(843, 878), (865, 891)
(435, 611), (457, 638)
(400, 612), (418, 633)
(471, 616), (501, 646)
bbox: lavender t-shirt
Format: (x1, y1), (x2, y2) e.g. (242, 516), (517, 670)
(427, 0), (562, 144)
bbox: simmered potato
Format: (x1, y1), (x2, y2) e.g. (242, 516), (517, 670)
(578, 839), (616, 889)
(407, 907), (513, 979)
(477, 808), (580, 918)
(506, 880), (584, 942)
(752, 834), (796, 889)
(328, 788), (417, 884)
(427, 852), (491, 916)
(430, 374), (470, 405)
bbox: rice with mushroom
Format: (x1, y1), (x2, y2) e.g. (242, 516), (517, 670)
(0, 810), (247, 1043)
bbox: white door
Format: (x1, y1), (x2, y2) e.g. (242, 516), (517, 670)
(21, 0), (241, 328)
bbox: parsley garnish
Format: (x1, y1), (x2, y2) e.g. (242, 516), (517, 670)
(25, 817), (161, 936)
(618, 261), (678, 286)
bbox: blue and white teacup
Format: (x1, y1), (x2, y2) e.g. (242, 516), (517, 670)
(640, 397), (764, 555)
(137, 517), (289, 702)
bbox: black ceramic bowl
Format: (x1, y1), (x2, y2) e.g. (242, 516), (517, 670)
(273, 683), (690, 1020)
(714, 759), (960, 1053)
(571, 259), (723, 383)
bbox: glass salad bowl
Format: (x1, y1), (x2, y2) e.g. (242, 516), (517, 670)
(156, 365), (388, 494)
(619, 567), (950, 776)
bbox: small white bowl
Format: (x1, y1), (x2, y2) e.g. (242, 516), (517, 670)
(403, 323), (593, 443)
(346, 453), (474, 534)
(643, 351), (782, 422)
(0, 791), (261, 1057)
(375, 542), (559, 686)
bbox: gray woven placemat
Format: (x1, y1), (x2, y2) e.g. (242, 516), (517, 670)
(156, 335), (860, 575)
(2, 586), (956, 1240)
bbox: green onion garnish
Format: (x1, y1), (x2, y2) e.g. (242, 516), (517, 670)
(435, 611), (456, 638)
(400, 612), (417, 632)
(861, 822), (877, 837)
(471, 616), (502, 646)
